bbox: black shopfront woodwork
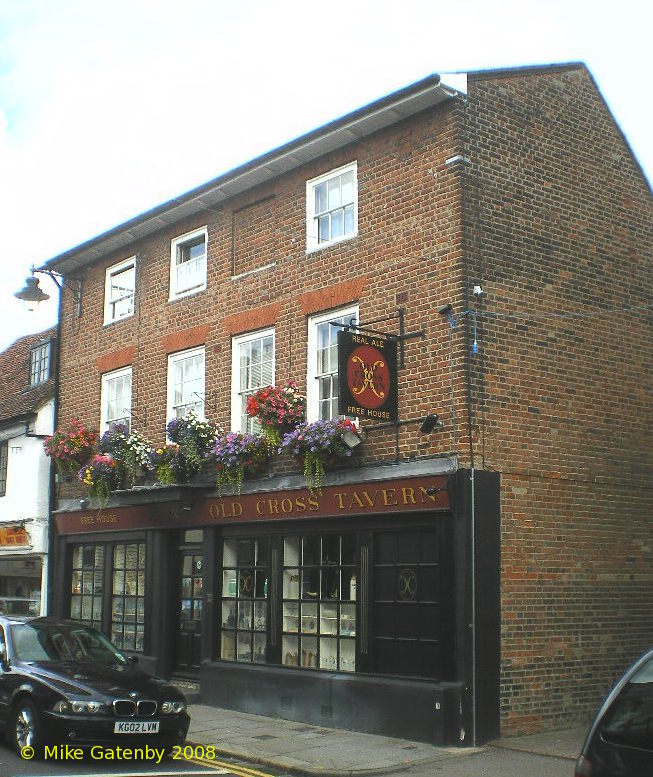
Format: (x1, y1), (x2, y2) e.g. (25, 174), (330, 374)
(211, 517), (454, 681)
(51, 468), (500, 745)
(176, 536), (204, 672)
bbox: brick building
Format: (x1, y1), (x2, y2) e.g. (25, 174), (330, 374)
(36, 63), (651, 744)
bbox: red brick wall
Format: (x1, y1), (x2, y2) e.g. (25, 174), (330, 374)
(57, 102), (464, 463)
(54, 65), (653, 734)
(464, 65), (653, 733)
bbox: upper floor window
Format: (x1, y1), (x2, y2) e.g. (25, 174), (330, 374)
(29, 340), (52, 387)
(104, 257), (136, 324)
(167, 347), (205, 421)
(307, 306), (358, 422)
(170, 227), (208, 300)
(0, 442), (7, 497)
(231, 330), (274, 433)
(100, 367), (132, 433)
(306, 162), (357, 252)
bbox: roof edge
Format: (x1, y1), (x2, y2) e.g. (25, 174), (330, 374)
(467, 61), (587, 81)
(42, 74), (453, 275)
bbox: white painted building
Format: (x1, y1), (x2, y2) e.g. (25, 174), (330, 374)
(0, 328), (57, 615)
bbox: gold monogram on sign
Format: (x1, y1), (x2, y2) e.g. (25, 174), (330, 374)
(239, 570), (253, 597)
(351, 355), (386, 399)
(397, 568), (418, 601)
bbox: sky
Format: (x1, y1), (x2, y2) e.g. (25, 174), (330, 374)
(0, 0), (651, 352)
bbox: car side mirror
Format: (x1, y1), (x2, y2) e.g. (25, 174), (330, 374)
(0, 649), (9, 672)
(127, 655), (139, 666)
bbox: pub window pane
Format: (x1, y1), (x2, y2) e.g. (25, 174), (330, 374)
(282, 534), (356, 672)
(70, 544), (104, 629)
(110, 542), (146, 652)
(220, 538), (268, 664)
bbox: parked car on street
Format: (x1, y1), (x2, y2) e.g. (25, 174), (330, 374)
(0, 616), (189, 756)
(575, 647), (653, 776)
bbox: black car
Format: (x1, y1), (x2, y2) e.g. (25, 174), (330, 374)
(575, 647), (653, 777)
(0, 616), (189, 755)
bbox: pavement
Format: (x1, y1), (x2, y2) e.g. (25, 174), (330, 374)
(186, 702), (587, 775)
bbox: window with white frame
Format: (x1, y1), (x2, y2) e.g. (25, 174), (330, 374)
(170, 227), (208, 300)
(104, 257), (136, 324)
(231, 330), (275, 433)
(29, 340), (52, 386)
(167, 347), (205, 421)
(306, 162), (357, 252)
(307, 306), (358, 422)
(100, 367), (132, 433)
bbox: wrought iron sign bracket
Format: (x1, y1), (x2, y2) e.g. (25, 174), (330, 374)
(331, 308), (425, 368)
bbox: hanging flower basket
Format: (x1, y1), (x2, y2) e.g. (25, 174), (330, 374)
(209, 432), (270, 495)
(43, 419), (98, 479)
(245, 381), (305, 446)
(280, 419), (361, 493)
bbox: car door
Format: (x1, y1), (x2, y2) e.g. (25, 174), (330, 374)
(588, 654), (653, 776)
(0, 626), (10, 728)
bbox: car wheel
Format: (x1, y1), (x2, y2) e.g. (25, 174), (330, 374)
(11, 699), (43, 756)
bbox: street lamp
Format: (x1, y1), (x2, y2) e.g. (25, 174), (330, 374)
(14, 266), (82, 316)
(14, 275), (50, 311)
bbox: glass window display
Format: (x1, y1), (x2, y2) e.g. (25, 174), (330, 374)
(282, 535), (356, 672)
(220, 538), (268, 664)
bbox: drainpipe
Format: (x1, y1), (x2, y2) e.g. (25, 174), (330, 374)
(46, 299), (64, 616)
(458, 89), (477, 748)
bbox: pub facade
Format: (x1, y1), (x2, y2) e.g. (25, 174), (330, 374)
(53, 464), (499, 743)
(37, 64), (652, 741)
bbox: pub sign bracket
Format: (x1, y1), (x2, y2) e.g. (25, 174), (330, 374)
(334, 308), (425, 426)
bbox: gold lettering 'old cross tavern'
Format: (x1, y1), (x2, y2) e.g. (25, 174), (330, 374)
(54, 476), (449, 534)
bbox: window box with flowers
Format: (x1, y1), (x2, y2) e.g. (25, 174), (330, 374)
(245, 380), (305, 445)
(150, 413), (220, 485)
(97, 424), (153, 489)
(208, 432), (270, 495)
(279, 419), (362, 492)
(44, 419), (98, 480)
(149, 444), (184, 485)
(78, 454), (121, 504)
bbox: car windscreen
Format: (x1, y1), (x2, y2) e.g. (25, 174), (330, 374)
(9, 623), (128, 665)
(600, 655), (653, 750)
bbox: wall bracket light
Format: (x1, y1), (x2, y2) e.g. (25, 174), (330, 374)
(15, 265), (82, 317)
(419, 414), (444, 434)
(438, 303), (478, 354)
(342, 428), (363, 449)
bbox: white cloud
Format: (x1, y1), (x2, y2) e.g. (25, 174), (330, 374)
(0, 0), (650, 350)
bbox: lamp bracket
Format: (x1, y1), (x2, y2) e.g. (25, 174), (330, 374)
(28, 265), (82, 317)
(35, 267), (65, 290)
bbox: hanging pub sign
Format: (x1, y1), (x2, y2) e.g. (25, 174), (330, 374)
(338, 329), (398, 422)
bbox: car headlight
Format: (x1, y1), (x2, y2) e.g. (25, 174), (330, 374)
(161, 700), (186, 714)
(52, 700), (105, 714)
